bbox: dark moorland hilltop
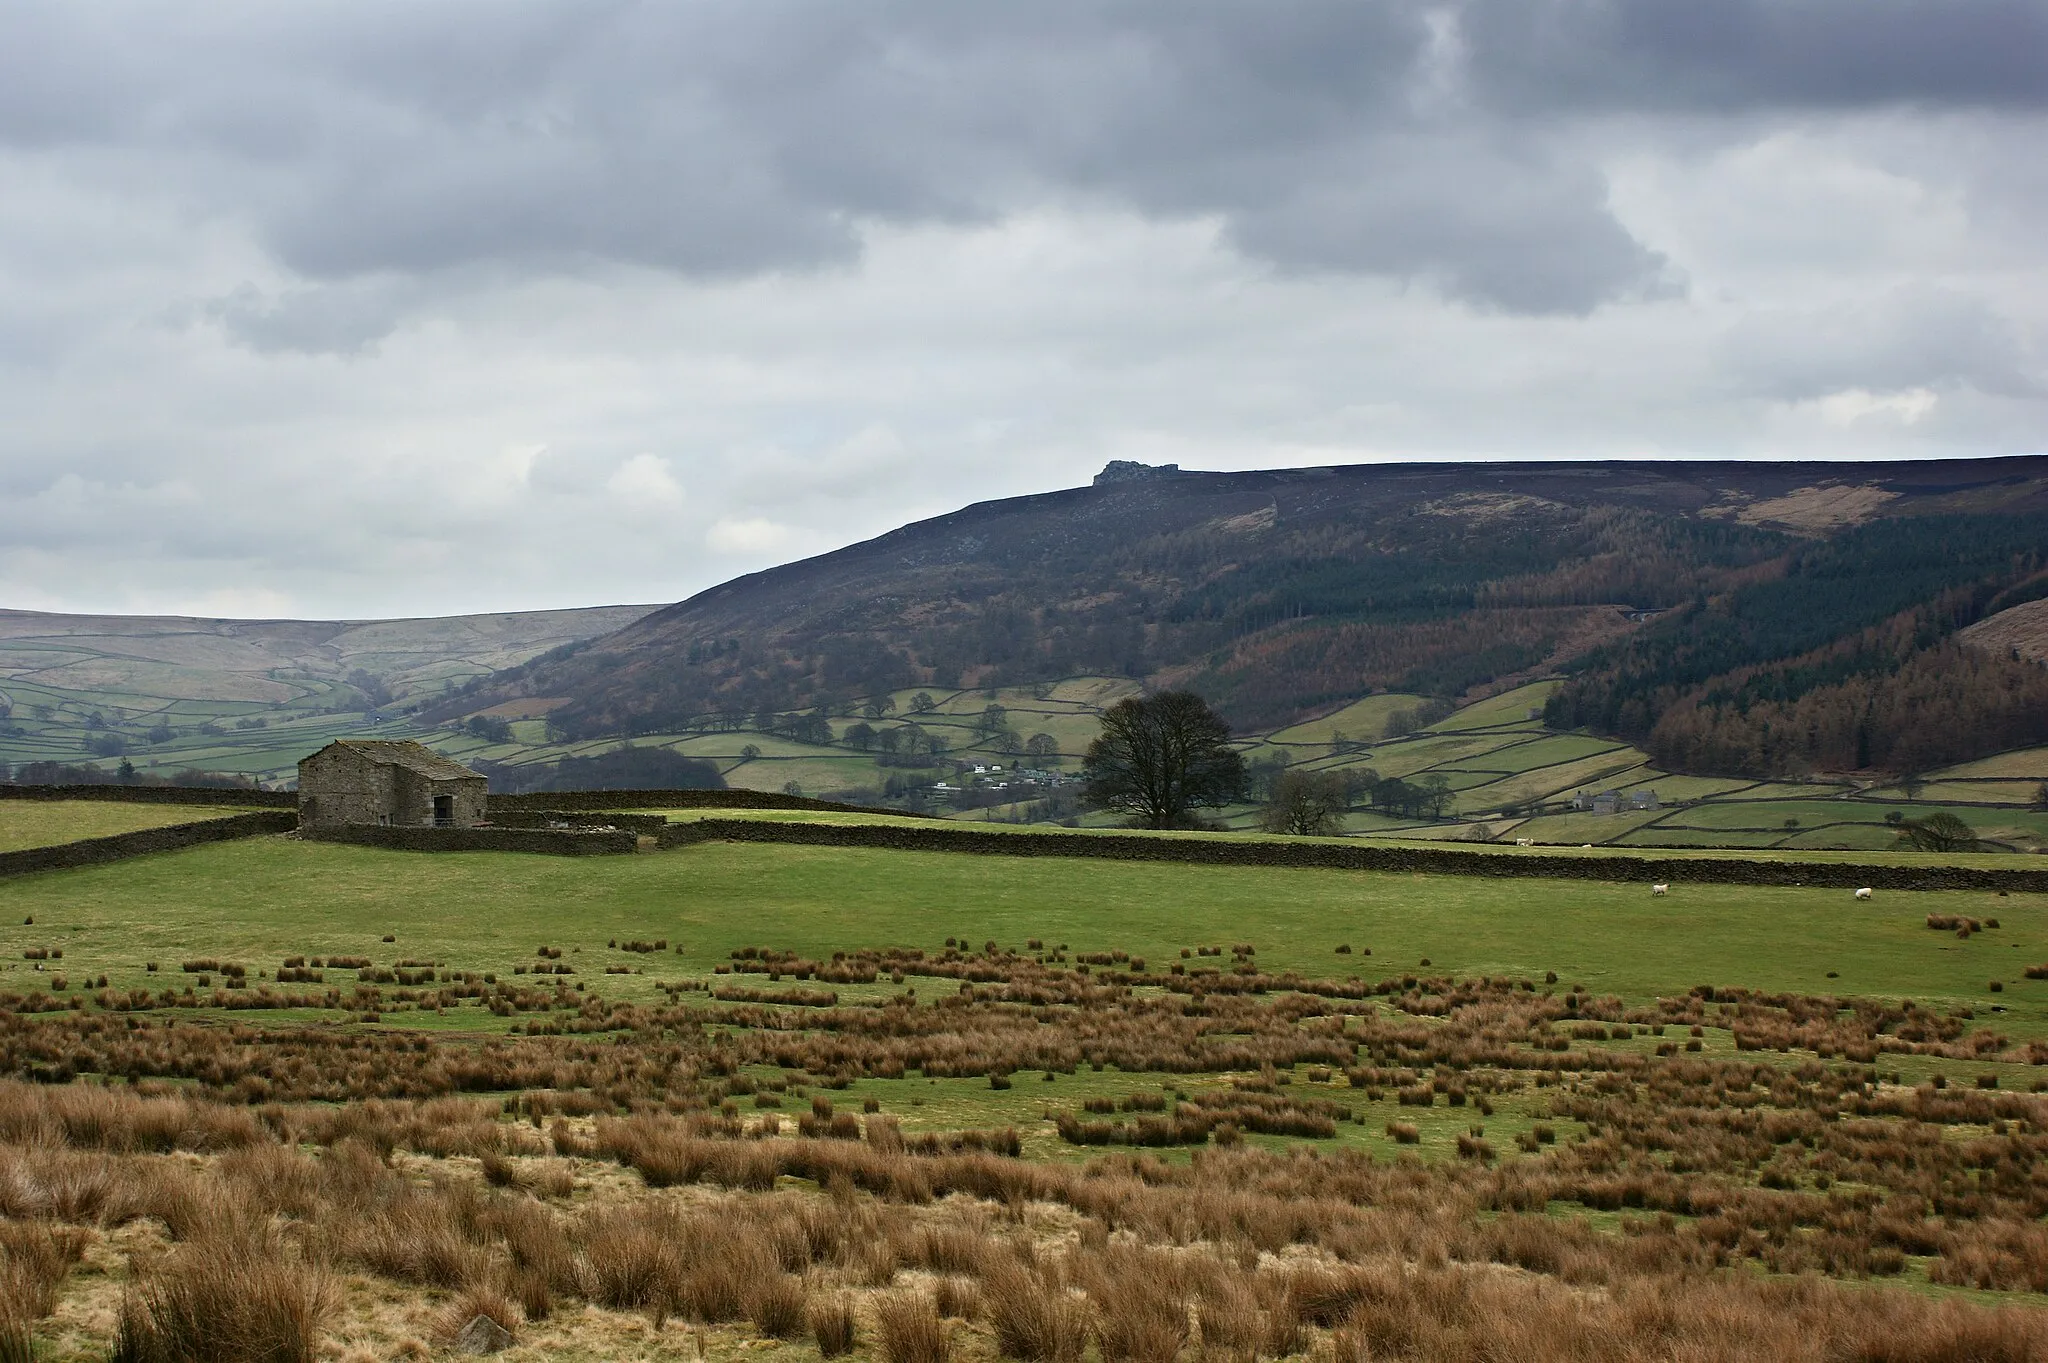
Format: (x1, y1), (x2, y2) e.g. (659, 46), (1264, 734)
(463, 457), (2048, 779)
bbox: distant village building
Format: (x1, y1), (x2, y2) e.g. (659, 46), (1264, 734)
(1570, 786), (1660, 815)
(297, 740), (487, 830)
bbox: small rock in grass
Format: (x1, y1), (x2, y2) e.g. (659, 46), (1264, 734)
(455, 1315), (514, 1355)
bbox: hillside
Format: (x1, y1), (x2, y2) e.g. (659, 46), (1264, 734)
(469, 457), (2048, 778)
(0, 604), (659, 784)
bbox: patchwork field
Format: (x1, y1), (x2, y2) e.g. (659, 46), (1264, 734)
(7, 824), (2048, 1360)
(11, 657), (2048, 859)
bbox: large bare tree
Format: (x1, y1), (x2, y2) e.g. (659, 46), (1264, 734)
(1081, 691), (1246, 829)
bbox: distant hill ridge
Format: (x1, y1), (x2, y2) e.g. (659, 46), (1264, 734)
(0, 603), (662, 787)
(0, 603), (662, 708)
(461, 456), (2048, 779)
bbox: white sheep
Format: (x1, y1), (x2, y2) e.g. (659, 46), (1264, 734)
(1651, 883), (1669, 896)
(1515, 838), (1535, 847)
(1854, 887), (1873, 900)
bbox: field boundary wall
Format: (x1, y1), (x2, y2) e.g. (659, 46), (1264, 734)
(0, 783), (295, 808)
(487, 810), (671, 832)
(0, 810), (299, 879)
(485, 789), (925, 817)
(302, 824), (638, 856)
(659, 818), (2048, 892)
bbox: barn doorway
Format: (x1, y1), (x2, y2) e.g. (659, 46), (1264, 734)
(433, 795), (454, 827)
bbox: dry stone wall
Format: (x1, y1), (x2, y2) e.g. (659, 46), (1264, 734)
(486, 789), (919, 816)
(487, 810), (670, 832)
(0, 784), (294, 808)
(659, 817), (2048, 893)
(301, 824), (637, 856)
(0, 811), (298, 879)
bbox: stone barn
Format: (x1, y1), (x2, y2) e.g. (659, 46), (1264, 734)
(297, 740), (488, 830)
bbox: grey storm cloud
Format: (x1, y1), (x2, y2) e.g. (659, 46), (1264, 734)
(6, 2), (2041, 317)
(1461, 0), (2048, 112)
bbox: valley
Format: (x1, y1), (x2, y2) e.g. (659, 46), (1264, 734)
(7, 459), (2048, 857)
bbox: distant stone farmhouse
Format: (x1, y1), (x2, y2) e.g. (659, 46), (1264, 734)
(297, 740), (487, 830)
(1570, 787), (1660, 816)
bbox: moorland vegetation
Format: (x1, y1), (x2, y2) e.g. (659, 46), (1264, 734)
(6, 818), (2048, 1357)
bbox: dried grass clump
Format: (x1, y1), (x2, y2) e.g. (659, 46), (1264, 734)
(113, 1242), (333, 1363)
(1091, 1264), (1187, 1363)
(0, 1315), (30, 1363)
(984, 1259), (1088, 1363)
(876, 1291), (951, 1363)
(1195, 1276), (1262, 1360)
(745, 1274), (810, 1338)
(580, 1206), (680, 1312)
(932, 1274), (982, 1322)
(433, 1284), (521, 1347)
(329, 1189), (487, 1287)
(578, 1202), (776, 1324)
(808, 1292), (858, 1357)
(908, 1224), (988, 1276)
(0, 1221), (87, 1318)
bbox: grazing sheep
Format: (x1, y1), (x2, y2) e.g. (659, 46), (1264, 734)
(1651, 884), (1669, 896)
(1854, 887), (1873, 900)
(1514, 838), (1535, 847)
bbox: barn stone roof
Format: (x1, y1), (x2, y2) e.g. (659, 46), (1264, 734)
(306, 739), (483, 782)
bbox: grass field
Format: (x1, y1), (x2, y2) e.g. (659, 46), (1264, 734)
(0, 799), (255, 853)
(5, 834), (2047, 1036)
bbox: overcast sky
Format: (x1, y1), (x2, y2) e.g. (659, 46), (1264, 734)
(2, 1), (2044, 620)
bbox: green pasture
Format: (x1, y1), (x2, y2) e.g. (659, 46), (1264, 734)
(1934, 748), (2048, 781)
(665, 804), (2048, 869)
(1503, 808), (1672, 844)
(1612, 772), (1760, 802)
(1915, 780), (2039, 803)
(1455, 752), (1648, 810)
(723, 755), (890, 795)
(1445, 681), (1560, 728)
(1265, 693), (1430, 746)
(0, 800), (257, 853)
(1625, 800), (2048, 852)
(1651, 798), (1877, 832)
(1769, 824), (1925, 853)
(1447, 732), (1625, 771)
(5, 835), (2048, 1038)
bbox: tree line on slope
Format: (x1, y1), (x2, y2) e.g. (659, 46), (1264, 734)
(1547, 516), (2048, 778)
